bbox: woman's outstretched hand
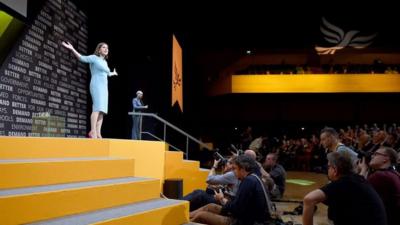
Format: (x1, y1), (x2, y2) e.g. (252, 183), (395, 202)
(61, 41), (74, 50)
(109, 68), (118, 76)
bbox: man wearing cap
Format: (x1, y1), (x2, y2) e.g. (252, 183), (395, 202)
(132, 90), (148, 139)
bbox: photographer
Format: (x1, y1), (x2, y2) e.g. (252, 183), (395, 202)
(190, 155), (271, 225)
(359, 147), (400, 225)
(244, 149), (285, 200)
(207, 154), (240, 197)
(182, 155), (240, 211)
(263, 152), (286, 200)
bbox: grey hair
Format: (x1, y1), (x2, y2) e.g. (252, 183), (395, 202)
(379, 147), (398, 165)
(234, 155), (259, 173)
(327, 151), (354, 175)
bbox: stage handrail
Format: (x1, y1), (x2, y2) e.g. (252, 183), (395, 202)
(128, 112), (212, 158)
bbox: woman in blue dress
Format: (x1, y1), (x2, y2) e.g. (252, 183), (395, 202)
(62, 41), (117, 138)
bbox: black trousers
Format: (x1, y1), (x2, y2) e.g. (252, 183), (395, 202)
(182, 189), (217, 211)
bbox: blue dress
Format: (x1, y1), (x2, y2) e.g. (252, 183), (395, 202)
(79, 55), (110, 114)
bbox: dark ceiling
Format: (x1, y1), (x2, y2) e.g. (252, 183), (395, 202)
(72, 1), (400, 51)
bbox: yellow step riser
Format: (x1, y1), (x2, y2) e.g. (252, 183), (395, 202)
(182, 160), (200, 168)
(165, 163), (200, 175)
(165, 151), (209, 195)
(109, 140), (168, 182)
(165, 170), (209, 195)
(182, 171), (208, 196)
(0, 159), (135, 189)
(92, 201), (189, 225)
(0, 180), (161, 225)
(0, 137), (109, 159)
(164, 162), (203, 179)
(165, 151), (184, 163)
(165, 153), (199, 176)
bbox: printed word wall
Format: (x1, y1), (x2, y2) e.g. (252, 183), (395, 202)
(0, 0), (88, 137)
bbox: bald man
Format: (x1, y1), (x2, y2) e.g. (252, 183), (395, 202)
(244, 149), (257, 160)
(244, 150), (279, 198)
(131, 90), (148, 140)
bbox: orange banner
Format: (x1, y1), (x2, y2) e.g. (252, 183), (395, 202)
(172, 35), (183, 111)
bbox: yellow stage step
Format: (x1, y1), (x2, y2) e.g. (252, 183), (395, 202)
(0, 137), (109, 159)
(182, 223), (207, 225)
(0, 157), (135, 189)
(165, 151), (187, 177)
(0, 137), (204, 224)
(25, 198), (189, 225)
(0, 177), (161, 225)
(182, 160), (200, 169)
(171, 170), (209, 195)
(165, 151), (184, 163)
(165, 151), (209, 195)
(92, 199), (189, 225)
(108, 139), (168, 182)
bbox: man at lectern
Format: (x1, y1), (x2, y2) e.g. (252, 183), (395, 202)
(131, 90), (148, 140)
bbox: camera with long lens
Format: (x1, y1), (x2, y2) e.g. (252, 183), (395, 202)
(230, 144), (244, 156)
(213, 149), (228, 167)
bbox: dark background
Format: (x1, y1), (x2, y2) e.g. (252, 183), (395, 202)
(19, 1), (400, 148)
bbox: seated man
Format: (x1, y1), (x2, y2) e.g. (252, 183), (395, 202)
(182, 156), (239, 211)
(359, 147), (400, 225)
(303, 151), (387, 225)
(190, 155), (272, 225)
(263, 152), (286, 199)
(244, 149), (278, 197)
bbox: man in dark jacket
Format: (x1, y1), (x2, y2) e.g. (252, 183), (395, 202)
(190, 155), (271, 225)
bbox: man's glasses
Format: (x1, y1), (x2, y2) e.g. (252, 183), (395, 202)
(372, 151), (388, 157)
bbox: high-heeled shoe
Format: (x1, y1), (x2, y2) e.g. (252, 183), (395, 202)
(87, 131), (95, 138)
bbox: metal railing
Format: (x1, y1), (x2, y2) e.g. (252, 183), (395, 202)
(128, 112), (212, 158)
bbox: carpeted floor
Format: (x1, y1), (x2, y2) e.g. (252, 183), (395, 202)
(275, 171), (330, 225)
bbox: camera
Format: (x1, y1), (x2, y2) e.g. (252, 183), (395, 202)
(213, 149), (228, 167)
(355, 150), (372, 163)
(206, 185), (225, 195)
(230, 144), (244, 156)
